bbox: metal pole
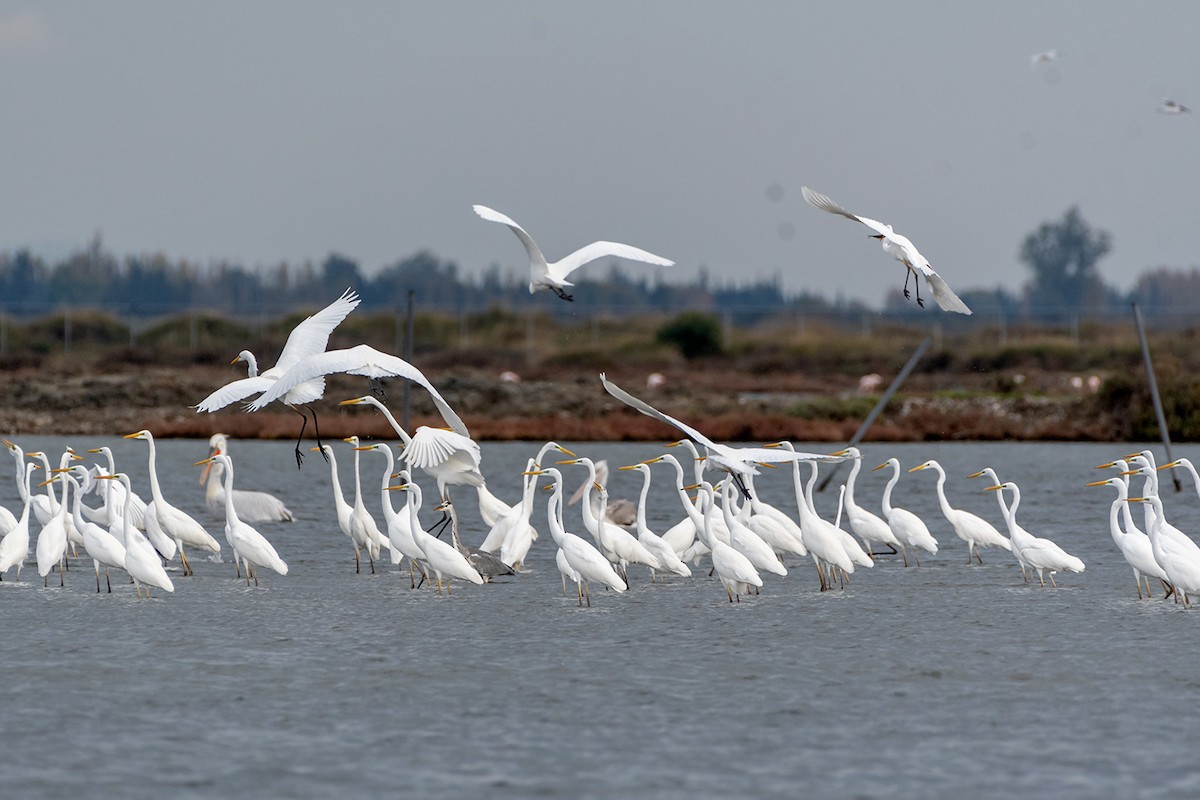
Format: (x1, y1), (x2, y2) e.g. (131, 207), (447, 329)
(1132, 302), (1181, 492)
(818, 336), (932, 492)
(403, 290), (415, 432)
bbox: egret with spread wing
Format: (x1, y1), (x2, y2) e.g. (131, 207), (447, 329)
(474, 204), (673, 302)
(802, 186), (971, 314)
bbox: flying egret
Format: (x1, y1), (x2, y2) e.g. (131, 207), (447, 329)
(473, 204), (673, 302)
(124, 430), (221, 575)
(1158, 98), (1191, 114)
(200, 434), (295, 523)
(909, 459), (1011, 563)
(873, 458), (939, 566)
(194, 454), (287, 586)
(527, 467), (626, 605)
(97, 474), (174, 598)
(802, 186), (972, 314)
(1030, 49), (1058, 67)
(389, 481), (483, 594)
(337, 395), (508, 526)
(986, 482), (1084, 587)
(195, 288), (360, 467)
(599, 373), (840, 498)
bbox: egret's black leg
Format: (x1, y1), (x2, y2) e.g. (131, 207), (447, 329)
(553, 286), (574, 302)
(290, 405), (309, 468)
(369, 377), (387, 401)
(309, 406), (328, 461)
(913, 270), (925, 308)
(903, 269), (913, 300)
(731, 472), (753, 501)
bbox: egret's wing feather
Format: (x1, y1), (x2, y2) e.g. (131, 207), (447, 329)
(549, 241), (674, 283)
(196, 377), (274, 412)
(802, 186), (892, 237)
(600, 373), (718, 451)
(924, 271), (973, 315)
(403, 429), (481, 470)
(474, 204), (549, 272)
(734, 446), (843, 465)
(272, 288), (361, 372)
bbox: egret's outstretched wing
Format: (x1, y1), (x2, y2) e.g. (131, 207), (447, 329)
(550, 241), (674, 284)
(474, 204), (548, 269)
(272, 288), (361, 373)
(801, 186), (892, 237)
(247, 344), (469, 437)
(403, 429), (481, 471)
(196, 377), (275, 413)
(924, 272), (973, 315)
(600, 373), (720, 451)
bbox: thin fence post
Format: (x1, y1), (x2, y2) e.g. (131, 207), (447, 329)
(1132, 302), (1181, 492)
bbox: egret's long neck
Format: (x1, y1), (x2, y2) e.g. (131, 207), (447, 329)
(406, 485), (427, 544)
(243, 352), (259, 377)
(804, 462), (819, 513)
(1107, 497), (1124, 546)
(326, 451), (351, 517)
(369, 399), (413, 446)
(13, 451), (30, 504)
(144, 436), (165, 505)
(844, 457), (862, 509)
(881, 467), (899, 516)
(578, 461), (600, 532)
(222, 460), (240, 524)
(635, 471), (651, 536)
(68, 475), (86, 532)
(350, 447), (366, 510)
(18, 465), (34, 524)
(546, 485), (566, 547)
(932, 467), (954, 519)
(376, 451), (397, 519)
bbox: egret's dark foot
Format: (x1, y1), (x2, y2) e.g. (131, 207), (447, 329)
(294, 448), (305, 469)
(553, 287), (574, 302)
(917, 297), (925, 308)
(903, 288), (911, 299)
(369, 377), (387, 401)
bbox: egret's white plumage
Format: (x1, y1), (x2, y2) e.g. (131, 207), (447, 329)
(1087, 477), (1168, 599)
(195, 454), (287, 585)
(802, 186), (972, 314)
(531, 467), (626, 605)
(201, 434), (294, 523)
(99, 474), (174, 597)
(830, 446), (901, 557)
(558, 456), (661, 580)
(1128, 494), (1200, 605)
(342, 436), (391, 573)
(694, 482), (762, 602)
(874, 458), (939, 566)
(65, 468), (127, 593)
(618, 463), (691, 580)
(35, 472), (70, 586)
(986, 482), (1084, 587)
(391, 481), (484, 593)
(473, 204), (673, 301)
(0, 463), (37, 580)
(909, 459), (1010, 563)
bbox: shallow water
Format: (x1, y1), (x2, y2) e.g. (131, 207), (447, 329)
(3, 437), (1200, 799)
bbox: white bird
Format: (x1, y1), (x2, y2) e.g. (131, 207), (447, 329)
(693, 482), (762, 602)
(716, 478), (787, 578)
(337, 395), (508, 526)
(195, 288), (360, 467)
(65, 468), (127, 593)
(641, 453), (700, 557)
(801, 461), (874, 571)
(529, 467), (626, 605)
(569, 459), (636, 527)
(829, 446), (901, 557)
(195, 454), (287, 586)
(771, 449), (854, 590)
(35, 472), (70, 586)
(1087, 476), (1168, 599)
(342, 436), (391, 574)
(909, 459), (1011, 563)
(124, 430), (221, 575)
(0, 463), (37, 581)
(1158, 98), (1191, 114)
(740, 471), (809, 562)
(85, 445), (150, 533)
(389, 481), (483, 594)
(98, 474), (174, 598)
(986, 482), (1084, 587)
(1128, 494), (1200, 606)
(1030, 49), (1058, 67)
(310, 443), (366, 573)
(357, 444), (424, 586)
(473, 204), (674, 302)
(802, 186), (972, 314)
(617, 463), (691, 580)
(873, 458), (939, 566)
(200, 434), (295, 523)
(599, 373), (840, 497)
(558, 456), (661, 582)
(4, 439), (54, 526)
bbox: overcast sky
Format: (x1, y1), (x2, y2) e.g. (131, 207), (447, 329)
(1, 2), (1196, 306)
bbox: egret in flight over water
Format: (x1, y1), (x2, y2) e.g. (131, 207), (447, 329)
(801, 186), (972, 314)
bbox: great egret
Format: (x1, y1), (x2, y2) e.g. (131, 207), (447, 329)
(873, 458), (939, 566)
(194, 454), (287, 586)
(769, 449), (853, 590)
(355, 445), (425, 586)
(829, 446), (900, 557)
(1128, 495), (1200, 606)
(86, 446), (150, 534)
(124, 430), (221, 575)
(1158, 98), (1191, 114)
(986, 482), (1084, 587)
(909, 459), (1011, 564)
(801, 186), (972, 314)
(341, 436), (390, 574)
(527, 467), (626, 605)
(35, 472), (70, 587)
(617, 463), (691, 580)
(473, 204), (673, 302)
(200, 434), (295, 523)
(641, 453), (699, 557)
(4, 439), (54, 527)
(310, 443), (366, 573)
(739, 471), (809, 562)
(337, 395), (508, 526)
(569, 459), (636, 527)
(1030, 49), (1059, 67)
(693, 482), (762, 602)
(715, 477), (787, 578)
(0, 463), (36, 580)
(389, 481), (483, 594)
(557, 456), (661, 582)
(803, 461), (874, 572)
(1087, 477), (1169, 599)
(97, 474), (174, 598)
(65, 468), (127, 593)
(599, 373), (839, 497)
(195, 288), (360, 467)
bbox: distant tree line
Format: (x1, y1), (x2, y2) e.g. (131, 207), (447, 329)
(0, 209), (1196, 325)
